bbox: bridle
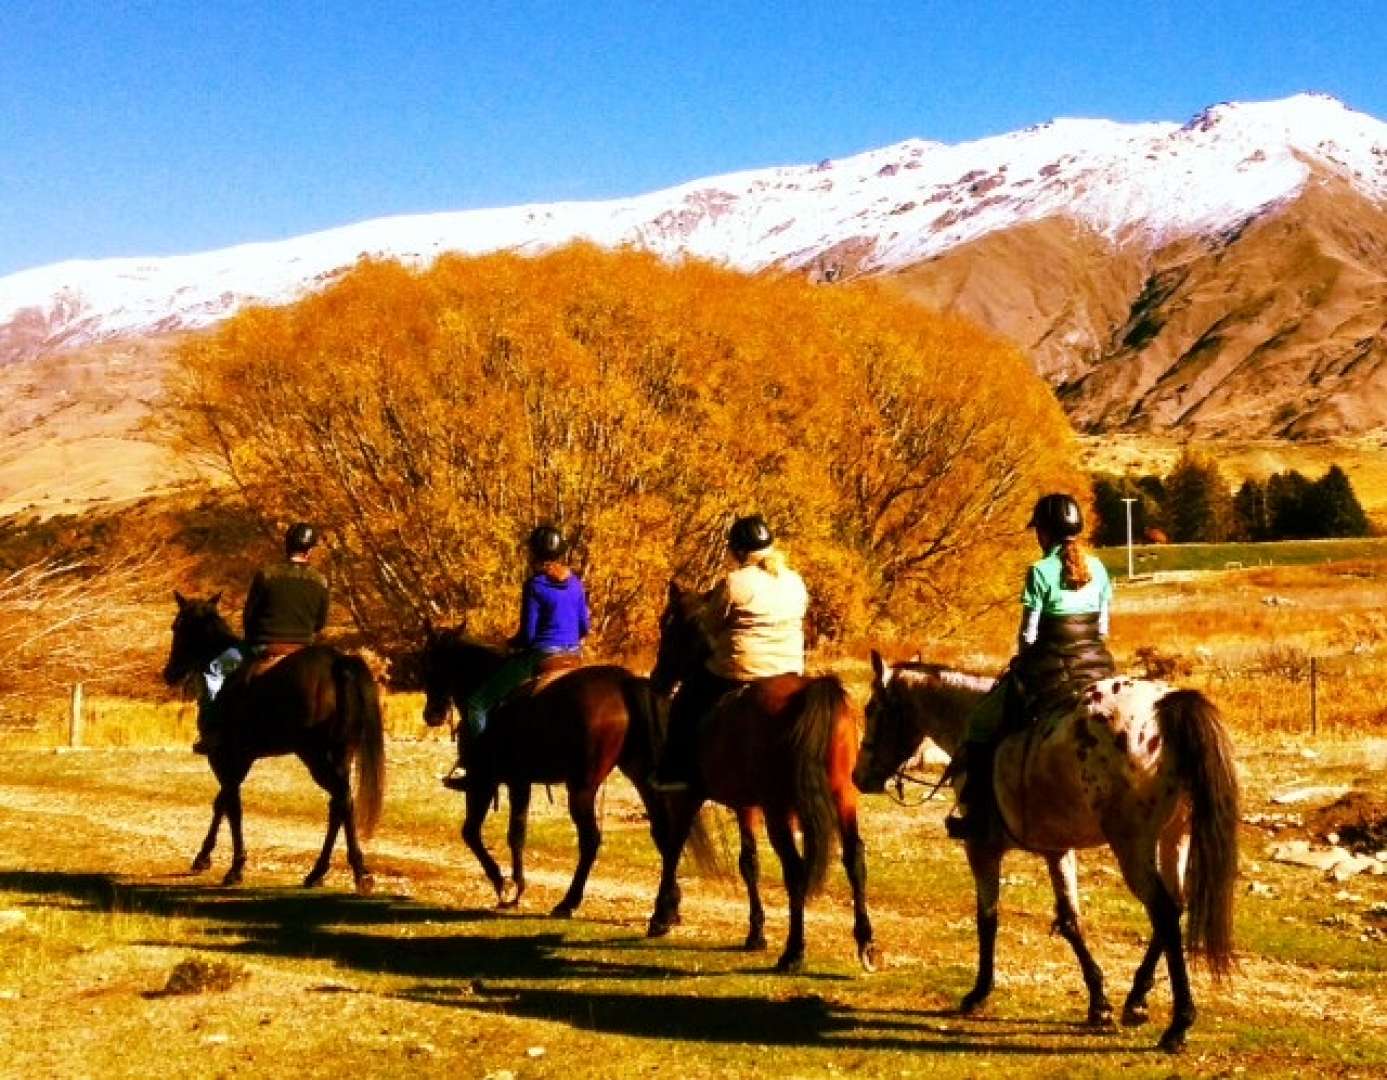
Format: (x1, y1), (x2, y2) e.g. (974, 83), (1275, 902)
(866, 679), (950, 807)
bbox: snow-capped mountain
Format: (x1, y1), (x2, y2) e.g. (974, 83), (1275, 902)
(4, 93), (1387, 439)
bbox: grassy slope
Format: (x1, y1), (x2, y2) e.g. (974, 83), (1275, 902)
(0, 735), (1384, 1079)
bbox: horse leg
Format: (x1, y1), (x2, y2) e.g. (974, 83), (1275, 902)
(737, 809), (767, 951)
(553, 785), (599, 918)
(301, 753), (345, 889)
(1045, 850), (1112, 1027)
(647, 794), (699, 938)
(1122, 936), (1164, 1028)
(191, 791), (225, 873)
(1123, 826), (1186, 1028)
(837, 794), (877, 974)
(221, 781), (248, 887)
(764, 811), (807, 974)
(501, 782), (532, 910)
(960, 840), (1004, 1014)
(461, 784), (507, 904)
(1114, 836), (1196, 1053)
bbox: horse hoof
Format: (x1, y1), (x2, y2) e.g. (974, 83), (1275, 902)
(1087, 1003), (1116, 1029)
(303, 871), (326, 889)
(1121, 1003), (1150, 1028)
(220, 870), (242, 888)
(355, 874), (375, 896)
(858, 942), (880, 975)
(959, 990), (990, 1016)
(190, 855), (212, 874)
(774, 953), (805, 975)
(743, 933), (768, 952)
(1158, 1028), (1188, 1054)
(550, 903), (575, 919)
(647, 919), (673, 939)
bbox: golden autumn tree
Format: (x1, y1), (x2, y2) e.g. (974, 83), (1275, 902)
(169, 244), (1082, 651)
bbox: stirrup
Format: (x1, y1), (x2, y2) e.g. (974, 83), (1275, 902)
(191, 737), (213, 756)
(441, 767), (471, 792)
(648, 773), (692, 794)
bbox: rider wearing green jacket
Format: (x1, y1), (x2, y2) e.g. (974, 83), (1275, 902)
(946, 493), (1115, 840)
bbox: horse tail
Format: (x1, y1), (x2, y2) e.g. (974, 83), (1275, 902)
(1157, 688), (1239, 979)
(336, 654), (385, 840)
(789, 675), (848, 898)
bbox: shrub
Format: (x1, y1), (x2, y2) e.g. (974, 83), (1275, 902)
(169, 245), (1081, 649)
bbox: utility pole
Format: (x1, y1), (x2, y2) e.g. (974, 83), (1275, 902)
(1122, 497), (1138, 577)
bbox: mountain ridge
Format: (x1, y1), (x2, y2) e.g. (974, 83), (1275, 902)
(3, 92), (1387, 440)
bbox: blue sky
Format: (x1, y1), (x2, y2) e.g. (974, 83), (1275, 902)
(2, 1), (1384, 276)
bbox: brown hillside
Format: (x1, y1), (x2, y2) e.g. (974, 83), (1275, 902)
(0, 334), (199, 518)
(884, 174), (1387, 438)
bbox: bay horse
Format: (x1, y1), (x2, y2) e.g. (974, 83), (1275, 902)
(854, 652), (1239, 1053)
(644, 582), (876, 974)
(420, 626), (671, 918)
(162, 593), (385, 893)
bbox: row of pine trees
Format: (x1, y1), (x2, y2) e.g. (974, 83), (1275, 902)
(1091, 452), (1371, 546)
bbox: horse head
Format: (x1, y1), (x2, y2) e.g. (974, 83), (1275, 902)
(163, 591), (232, 686)
(649, 580), (710, 696)
(854, 651), (986, 794)
(419, 624), (507, 727)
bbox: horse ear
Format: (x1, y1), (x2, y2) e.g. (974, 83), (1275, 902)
(422, 615), (435, 638)
(174, 590), (188, 610)
(667, 580), (681, 602)
(209, 591), (222, 607)
(870, 649), (887, 684)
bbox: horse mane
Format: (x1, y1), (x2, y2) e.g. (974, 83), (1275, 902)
(891, 661), (995, 696)
(431, 625), (507, 658)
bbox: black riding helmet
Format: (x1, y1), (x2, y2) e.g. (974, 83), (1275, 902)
(1028, 493), (1084, 538)
(284, 522), (319, 554)
(728, 514), (774, 556)
(528, 524), (566, 561)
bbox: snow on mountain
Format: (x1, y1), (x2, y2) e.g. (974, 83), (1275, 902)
(4, 93), (1387, 357)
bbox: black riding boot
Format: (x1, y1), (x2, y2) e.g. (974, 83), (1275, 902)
(651, 708), (699, 792)
(944, 742), (998, 841)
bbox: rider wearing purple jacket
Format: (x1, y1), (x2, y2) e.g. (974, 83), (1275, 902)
(442, 525), (590, 790)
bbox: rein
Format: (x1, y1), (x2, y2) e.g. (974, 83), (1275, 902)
(885, 762), (949, 807)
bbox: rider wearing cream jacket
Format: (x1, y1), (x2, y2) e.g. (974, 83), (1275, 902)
(700, 544), (808, 681)
(652, 515), (809, 790)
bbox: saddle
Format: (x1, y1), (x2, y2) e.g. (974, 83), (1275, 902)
(507, 653), (582, 705)
(244, 642), (306, 679)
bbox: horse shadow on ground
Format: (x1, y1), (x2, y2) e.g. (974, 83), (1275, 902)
(0, 869), (1145, 1056)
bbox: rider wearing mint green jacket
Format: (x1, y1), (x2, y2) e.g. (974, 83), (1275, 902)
(946, 493), (1115, 841)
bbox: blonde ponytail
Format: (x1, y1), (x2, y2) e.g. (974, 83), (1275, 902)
(1060, 536), (1092, 591)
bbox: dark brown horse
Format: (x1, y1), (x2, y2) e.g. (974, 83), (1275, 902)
(644, 583), (877, 974)
(162, 593), (385, 893)
(854, 653), (1239, 1053)
(420, 626), (670, 917)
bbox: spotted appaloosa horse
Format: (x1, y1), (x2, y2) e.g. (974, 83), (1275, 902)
(854, 652), (1239, 1054)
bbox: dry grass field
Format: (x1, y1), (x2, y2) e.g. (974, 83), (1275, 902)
(1, 558), (1386, 1078)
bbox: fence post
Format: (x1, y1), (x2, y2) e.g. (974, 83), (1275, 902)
(1309, 657), (1318, 737)
(68, 682), (85, 747)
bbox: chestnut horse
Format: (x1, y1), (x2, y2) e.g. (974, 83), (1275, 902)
(420, 626), (672, 917)
(162, 593), (385, 893)
(644, 583), (877, 974)
(854, 652), (1238, 1053)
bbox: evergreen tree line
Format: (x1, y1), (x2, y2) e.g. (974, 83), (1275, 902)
(1091, 451), (1372, 546)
